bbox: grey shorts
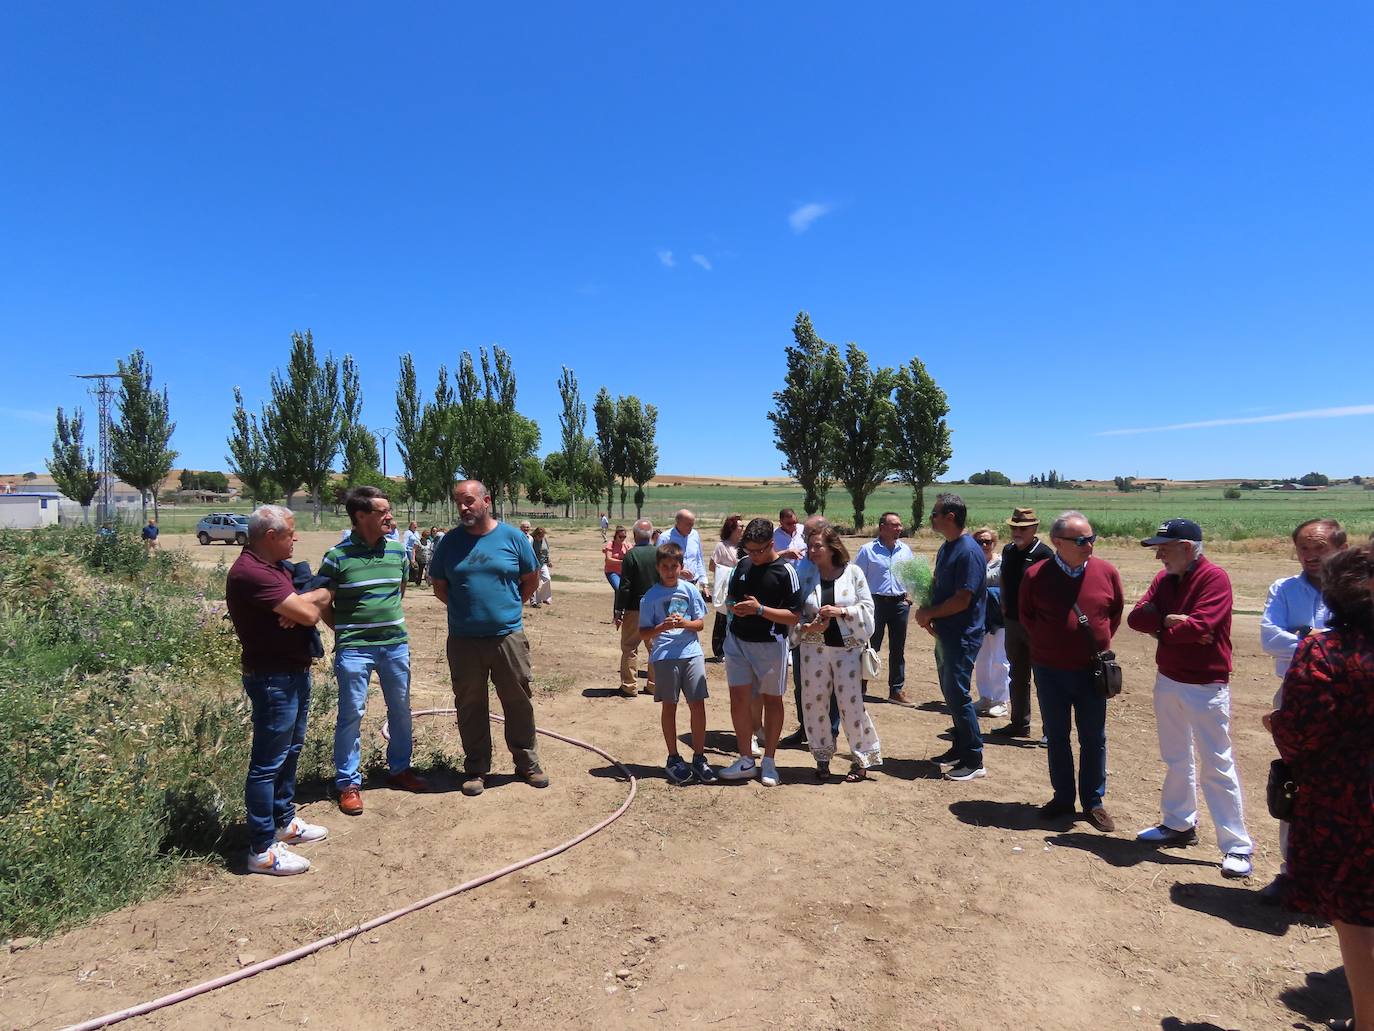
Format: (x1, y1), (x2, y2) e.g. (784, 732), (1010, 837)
(652, 656), (709, 704)
(723, 634), (791, 697)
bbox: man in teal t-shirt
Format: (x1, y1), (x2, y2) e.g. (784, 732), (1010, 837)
(430, 479), (546, 796)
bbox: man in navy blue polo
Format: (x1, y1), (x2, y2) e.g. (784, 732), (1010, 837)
(915, 492), (987, 782)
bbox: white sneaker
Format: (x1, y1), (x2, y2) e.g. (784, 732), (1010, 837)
(943, 764), (987, 782)
(760, 757), (780, 787)
(719, 756), (759, 781)
(751, 736), (765, 758)
(247, 841), (311, 876)
(985, 703), (1008, 718)
(275, 816), (328, 845)
(1221, 852), (1253, 879)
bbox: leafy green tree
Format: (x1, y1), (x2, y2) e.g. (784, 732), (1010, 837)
(592, 387), (619, 519)
(832, 344), (895, 531)
(452, 346), (538, 517)
(338, 355), (382, 486)
(110, 349), (178, 519)
(422, 364), (461, 516)
(890, 357), (953, 528)
(969, 470), (1011, 486)
(47, 406), (100, 521)
(226, 387), (279, 504)
(395, 354), (425, 516)
(262, 330), (342, 522)
(767, 312), (844, 514)
(557, 367), (587, 519)
(620, 397), (659, 517)
(1298, 471), (1329, 487)
(615, 396), (633, 518)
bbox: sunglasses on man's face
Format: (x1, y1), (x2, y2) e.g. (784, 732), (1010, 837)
(1055, 534), (1097, 546)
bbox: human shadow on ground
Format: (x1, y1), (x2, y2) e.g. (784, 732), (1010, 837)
(948, 799), (1067, 832)
(979, 734), (1041, 750)
(581, 686), (629, 699)
(876, 756), (944, 781)
(1158, 1019), (1237, 1031)
(1277, 966), (1351, 1029)
(914, 700), (946, 713)
(1048, 832), (1215, 869)
(1168, 882), (1327, 936)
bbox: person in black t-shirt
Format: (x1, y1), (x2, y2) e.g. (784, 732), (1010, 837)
(719, 518), (802, 786)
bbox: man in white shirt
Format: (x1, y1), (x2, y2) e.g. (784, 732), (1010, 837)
(663, 509), (707, 596)
(854, 511), (915, 705)
(772, 508), (805, 564)
(1257, 517), (1346, 902)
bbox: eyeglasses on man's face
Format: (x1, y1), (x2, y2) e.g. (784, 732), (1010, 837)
(743, 543), (770, 556)
(1054, 533), (1097, 547)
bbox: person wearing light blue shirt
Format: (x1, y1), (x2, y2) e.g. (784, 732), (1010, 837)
(854, 511), (916, 703)
(1258, 517), (1346, 898)
(402, 521), (421, 593)
(663, 509), (707, 592)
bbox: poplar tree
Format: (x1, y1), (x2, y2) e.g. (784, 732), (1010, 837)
(767, 312), (844, 514)
(832, 343), (895, 532)
(592, 386), (619, 519)
(557, 367), (586, 518)
(621, 397), (659, 518)
(262, 330), (342, 522)
(395, 354), (424, 516)
(339, 355), (380, 485)
(226, 387), (279, 504)
(110, 349), (178, 519)
(47, 406), (100, 521)
(890, 356), (953, 528)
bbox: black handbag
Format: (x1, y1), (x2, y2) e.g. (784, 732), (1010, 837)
(1267, 758), (1298, 821)
(1073, 602), (1123, 699)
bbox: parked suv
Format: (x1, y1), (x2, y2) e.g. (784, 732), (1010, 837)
(196, 513), (249, 545)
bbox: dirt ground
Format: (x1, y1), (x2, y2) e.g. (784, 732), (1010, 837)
(0, 526), (1353, 1031)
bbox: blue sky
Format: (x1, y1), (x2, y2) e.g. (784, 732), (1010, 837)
(3, 3), (1372, 483)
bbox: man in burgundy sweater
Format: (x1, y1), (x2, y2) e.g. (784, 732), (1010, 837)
(1018, 511), (1122, 832)
(1126, 518), (1254, 879)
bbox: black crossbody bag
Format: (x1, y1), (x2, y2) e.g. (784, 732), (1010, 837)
(1072, 602), (1123, 699)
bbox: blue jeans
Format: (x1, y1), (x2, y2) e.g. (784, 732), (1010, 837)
(605, 571), (621, 591)
(935, 632), (984, 768)
(243, 670), (311, 853)
(333, 643), (413, 790)
(870, 595), (910, 695)
(792, 645), (840, 738)
(1033, 665), (1107, 810)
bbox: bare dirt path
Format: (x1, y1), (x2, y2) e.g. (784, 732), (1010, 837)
(0, 528), (1348, 1030)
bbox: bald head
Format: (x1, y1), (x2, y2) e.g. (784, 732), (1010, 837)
(674, 509), (696, 534)
(802, 514), (830, 541)
(633, 519), (653, 544)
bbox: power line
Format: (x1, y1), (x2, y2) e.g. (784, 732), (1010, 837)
(74, 372), (119, 524)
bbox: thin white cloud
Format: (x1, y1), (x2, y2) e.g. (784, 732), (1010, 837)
(0, 406), (54, 426)
(690, 253), (712, 271)
(788, 201), (831, 234)
(1098, 404), (1374, 437)
(656, 249), (676, 268)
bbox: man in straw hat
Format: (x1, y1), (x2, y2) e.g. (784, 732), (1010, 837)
(989, 508), (1054, 741)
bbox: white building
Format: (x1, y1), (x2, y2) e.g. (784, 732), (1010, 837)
(0, 492), (78, 529)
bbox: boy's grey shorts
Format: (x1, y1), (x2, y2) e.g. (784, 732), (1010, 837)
(652, 655), (709, 704)
(723, 634), (791, 697)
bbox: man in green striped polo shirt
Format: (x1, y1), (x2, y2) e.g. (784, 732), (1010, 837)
(322, 486), (429, 816)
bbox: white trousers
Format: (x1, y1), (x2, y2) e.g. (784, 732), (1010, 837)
(535, 564), (553, 604)
(799, 643), (881, 767)
(1152, 672), (1253, 856)
(974, 628), (1010, 705)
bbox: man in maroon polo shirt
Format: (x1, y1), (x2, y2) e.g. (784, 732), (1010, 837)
(1126, 518), (1254, 879)
(226, 505), (333, 876)
(1018, 511), (1123, 832)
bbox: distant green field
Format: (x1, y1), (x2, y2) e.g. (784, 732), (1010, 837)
(118, 483), (1372, 542)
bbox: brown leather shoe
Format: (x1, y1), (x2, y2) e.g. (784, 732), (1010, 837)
(1086, 806), (1116, 833)
(461, 776), (485, 797)
(338, 786), (363, 816)
(521, 765), (551, 789)
(384, 768), (430, 793)
(888, 690), (915, 707)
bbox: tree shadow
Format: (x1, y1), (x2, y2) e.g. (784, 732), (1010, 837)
(1168, 882), (1326, 936)
(1048, 832), (1216, 869)
(949, 799), (1068, 832)
(1277, 966), (1351, 1028)
(877, 756), (944, 781)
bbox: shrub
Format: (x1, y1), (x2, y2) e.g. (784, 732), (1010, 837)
(1223, 488), (1242, 500)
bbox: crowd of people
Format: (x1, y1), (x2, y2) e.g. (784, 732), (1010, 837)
(223, 488), (1372, 1028)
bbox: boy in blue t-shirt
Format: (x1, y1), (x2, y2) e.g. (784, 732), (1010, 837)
(639, 542), (717, 785)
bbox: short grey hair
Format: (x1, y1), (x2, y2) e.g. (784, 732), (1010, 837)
(1050, 511), (1090, 538)
(1189, 539), (1205, 559)
(633, 519), (653, 543)
(248, 504), (293, 541)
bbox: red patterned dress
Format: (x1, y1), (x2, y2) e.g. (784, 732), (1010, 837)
(1270, 627), (1374, 926)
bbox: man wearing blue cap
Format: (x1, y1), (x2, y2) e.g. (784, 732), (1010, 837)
(1127, 519), (1253, 879)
